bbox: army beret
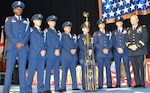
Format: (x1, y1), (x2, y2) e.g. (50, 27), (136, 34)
(46, 15), (57, 22)
(115, 16), (124, 22)
(11, 1), (25, 9)
(62, 21), (72, 28)
(97, 19), (105, 25)
(31, 14), (43, 21)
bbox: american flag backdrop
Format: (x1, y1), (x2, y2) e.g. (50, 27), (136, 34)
(98, 0), (150, 23)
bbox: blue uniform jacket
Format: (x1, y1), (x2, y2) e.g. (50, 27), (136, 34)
(78, 34), (85, 61)
(112, 29), (128, 56)
(46, 28), (62, 59)
(61, 32), (78, 61)
(5, 16), (30, 51)
(29, 27), (47, 58)
(93, 30), (113, 58)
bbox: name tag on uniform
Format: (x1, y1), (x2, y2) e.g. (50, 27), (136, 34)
(11, 20), (16, 22)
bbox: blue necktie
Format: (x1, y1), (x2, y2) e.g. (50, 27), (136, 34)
(44, 32), (46, 42)
(69, 33), (72, 38)
(119, 29), (121, 33)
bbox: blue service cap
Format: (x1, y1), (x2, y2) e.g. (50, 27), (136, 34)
(62, 21), (72, 28)
(97, 19), (105, 25)
(46, 15), (57, 22)
(31, 14), (43, 21)
(80, 23), (87, 29)
(11, 1), (25, 9)
(115, 16), (124, 22)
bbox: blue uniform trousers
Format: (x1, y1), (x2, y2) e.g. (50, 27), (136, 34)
(61, 59), (78, 89)
(114, 54), (131, 86)
(45, 58), (60, 91)
(3, 49), (27, 93)
(79, 59), (85, 89)
(96, 57), (112, 87)
(26, 56), (45, 93)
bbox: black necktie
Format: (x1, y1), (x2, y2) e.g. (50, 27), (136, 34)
(133, 27), (136, 30)
(18, 16), (21, 20)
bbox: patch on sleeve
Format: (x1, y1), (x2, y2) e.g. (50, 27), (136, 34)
(78, 35), (80, 38)
(30, 27), (33, 32)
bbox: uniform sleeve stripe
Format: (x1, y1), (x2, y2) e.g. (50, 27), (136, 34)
(125, 42), (131, 46)
(139, 40), (145, 46)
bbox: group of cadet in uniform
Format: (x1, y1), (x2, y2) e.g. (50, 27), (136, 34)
(2, 1), (148, 93)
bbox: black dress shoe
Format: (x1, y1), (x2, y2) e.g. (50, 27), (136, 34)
(55, 89), (63, 92)
(97, 86), (103, 89)
(128, 85), (132, 87)
(44, 90), (52, 93)
(115, 85), (120, 88)
(61, 89), (66, 92)
(72, 88), (80, 90)
(133, 85), (141, 88)
(107, 86), (114, 88)
(141, 85), (146, 88)
(40, 91), (51, 93)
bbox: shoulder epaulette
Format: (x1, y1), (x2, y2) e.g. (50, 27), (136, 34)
(126, 27), (130, 30)
(93, 32), (96, 36)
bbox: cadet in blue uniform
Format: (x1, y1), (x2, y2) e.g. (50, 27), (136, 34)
(126, 15), (148, 88)
(3, 1), (30, 93)
(78, 23), (92, 90)
(112, 17), (131, 88)
(26, 14), (46, 93)
(44, 15), (62, 93)
(93, 19), (113, 89)
(61, 21), (80, 91)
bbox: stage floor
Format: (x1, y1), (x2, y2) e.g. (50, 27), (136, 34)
(0, 85), (150, 93)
